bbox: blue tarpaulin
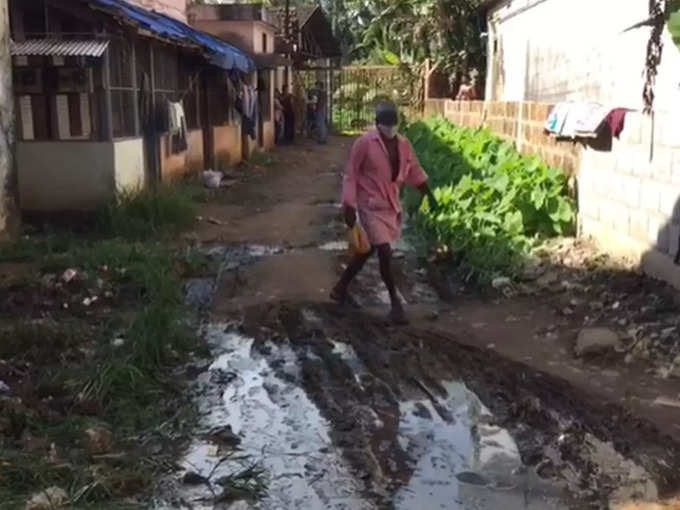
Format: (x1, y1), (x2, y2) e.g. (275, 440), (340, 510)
(88, 0), (255, 73)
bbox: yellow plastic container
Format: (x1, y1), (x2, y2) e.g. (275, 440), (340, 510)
(348, 224), (371, 256)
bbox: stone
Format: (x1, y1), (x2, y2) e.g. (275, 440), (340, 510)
(575, 328), (623, 357)
(60, 268), (78, 283)
(208, 424), (241, 448)
(537, 271), (559, 288)
(492, 276), (512, 289)
(25, 487), (68, 510)
(455, 471), (490, 486)
(182, 471), (209, 486)
(84, 427), (112, 455)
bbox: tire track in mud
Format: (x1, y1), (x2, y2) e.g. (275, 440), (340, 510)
(243, 302), (680, 510)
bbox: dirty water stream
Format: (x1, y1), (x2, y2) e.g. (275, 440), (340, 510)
(153, 244), (678, 510)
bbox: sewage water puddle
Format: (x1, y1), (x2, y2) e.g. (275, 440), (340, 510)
(394, 380), (566, 509)
(155, 324), (370, 509)
(155, 327), (655, 510)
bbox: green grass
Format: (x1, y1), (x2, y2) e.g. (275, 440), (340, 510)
(0, 182), (208, 508)
(243, 151), (277, 169)
(96, 185), (197, 240)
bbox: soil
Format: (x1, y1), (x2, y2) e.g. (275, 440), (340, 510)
(162, 136), (680, 509)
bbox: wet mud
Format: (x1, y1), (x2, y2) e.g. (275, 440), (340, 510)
(161, 139), (680, 510)
(155, 294), (680, 509)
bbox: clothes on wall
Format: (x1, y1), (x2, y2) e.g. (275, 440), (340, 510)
(545, 102), (631, 140)
(235, 79), (258, 140)
(168, 100), (188, 153)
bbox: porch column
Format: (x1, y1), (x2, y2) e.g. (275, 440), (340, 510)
(100, 47), (113, 140)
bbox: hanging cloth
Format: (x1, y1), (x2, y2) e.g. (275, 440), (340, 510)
(167, 100), (188, 153)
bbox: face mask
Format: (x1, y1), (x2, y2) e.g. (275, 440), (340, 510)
(377, 124), (397, 139)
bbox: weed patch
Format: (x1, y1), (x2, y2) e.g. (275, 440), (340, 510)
(0, 184), (207, 508)
(96, 185), (197, 240)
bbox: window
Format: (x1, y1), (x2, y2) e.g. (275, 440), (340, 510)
(109, 38), (137, 138)
(14, 60), (98, 141)
(204, 70), (230, 127)
(262, 33), (268, 53)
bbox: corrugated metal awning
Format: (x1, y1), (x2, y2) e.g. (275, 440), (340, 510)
(11, 39), (110, 58)
(87, 0), (255, 73)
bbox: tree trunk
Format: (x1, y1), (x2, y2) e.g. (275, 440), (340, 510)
(0, 0), (15, 235)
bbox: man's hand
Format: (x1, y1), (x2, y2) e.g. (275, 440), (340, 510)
(344, 205), (357, 228)
(426, 190), (439, 212)
(417, 183), (439, 212)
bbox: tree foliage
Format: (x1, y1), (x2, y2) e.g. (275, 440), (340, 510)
(235, 0), (486, 74)
(324, 0), (486, 74)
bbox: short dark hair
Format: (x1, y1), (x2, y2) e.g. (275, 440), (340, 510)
(375, 101), (398, 116)
(375, 101), (398, 126)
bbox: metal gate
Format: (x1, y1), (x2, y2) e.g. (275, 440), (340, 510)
(331, 65), (423, 134)
(292, 65), (423, 136)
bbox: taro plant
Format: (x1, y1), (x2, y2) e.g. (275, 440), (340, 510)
(404, 116), (575, 281)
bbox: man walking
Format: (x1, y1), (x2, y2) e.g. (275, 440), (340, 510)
(330, 102), (437, 324)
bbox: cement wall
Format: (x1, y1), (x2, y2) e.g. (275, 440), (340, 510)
(186, 129), (204, 173)
(424, 99), (581, 175)
(159, 129), (204, 181)
(480, 0), (680, 288)
(18, 138), (148, 210)
(113, 138), (145, 192)
(262, 120), (275, 151)
(486, 0), (680, 112)
(18, 141), (115, 211)
(577, 114), (680, 289)
(214, 124), (242, 169)
(128, 0), (186, 22)
(0, 1), (15, 232)
(192, 20), (255, 54)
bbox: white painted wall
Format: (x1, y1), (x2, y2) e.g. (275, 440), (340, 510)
(253, 22), (275, 54)
(485, 0), (680, 289)
(128, 0), (187, 21)
(114, 138), (145, 192)
(487, 0), (680, 112)
(18, 142), (114, 211)
(18, 139), (146, 211)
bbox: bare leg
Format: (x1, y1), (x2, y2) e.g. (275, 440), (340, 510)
(376, 244), (408, 324)
(331, 249), (374, 307)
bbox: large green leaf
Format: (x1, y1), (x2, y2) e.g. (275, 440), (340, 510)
(669, 6), (680, 52)
(404, 116), (575, 281)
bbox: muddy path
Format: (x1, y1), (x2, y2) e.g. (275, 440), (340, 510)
(159, 137), (680, 509)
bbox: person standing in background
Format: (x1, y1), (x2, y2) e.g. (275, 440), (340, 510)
(281, 85), (295, 144)
(315, 80), (328, 144)
(306, 87), (317, 138)
(274, 89), (284, 144)
(455, 73), (478, 101)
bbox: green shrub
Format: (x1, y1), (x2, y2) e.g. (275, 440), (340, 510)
(404, 116), (575, 281)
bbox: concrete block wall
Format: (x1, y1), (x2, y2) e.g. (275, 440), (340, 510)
(577, 112), (680, 288)
(424, 99), (581, 175)
(424, 98), (680, 289)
